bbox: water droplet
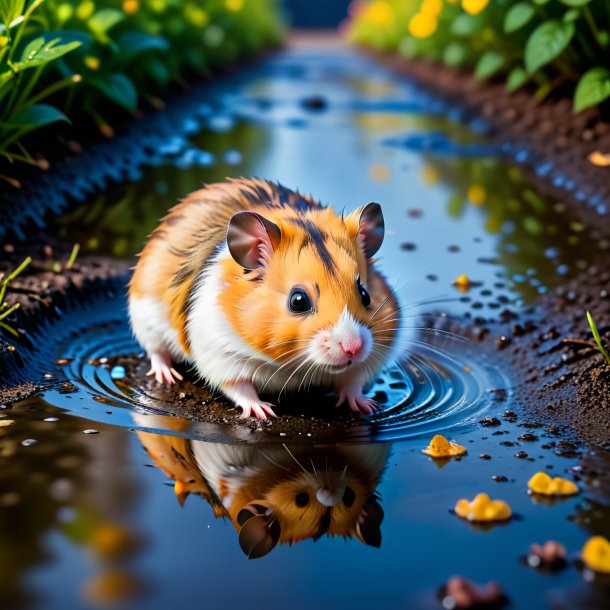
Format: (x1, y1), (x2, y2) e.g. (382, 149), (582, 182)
(83, 429), (99, 435)
(43, 417), (59, 422)
(21, 439), (38, 447)
(110, 366), (125, 380)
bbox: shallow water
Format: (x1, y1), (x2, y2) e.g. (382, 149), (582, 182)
(3, 46), (610, 609)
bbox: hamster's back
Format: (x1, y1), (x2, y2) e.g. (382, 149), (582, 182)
(129, 179), (320, 358)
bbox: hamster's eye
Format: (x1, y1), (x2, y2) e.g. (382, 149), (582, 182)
(356, 275), (371, 308)
(295, 492), (310, 507)
(342, 487), (356, 508)
(288, 288), (312, 314)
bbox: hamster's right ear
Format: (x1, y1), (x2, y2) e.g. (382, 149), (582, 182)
(355, 495), (384, 548)
(227, 211), (281, 270)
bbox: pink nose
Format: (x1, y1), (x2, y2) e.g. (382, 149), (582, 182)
(339, 337), (362, 357)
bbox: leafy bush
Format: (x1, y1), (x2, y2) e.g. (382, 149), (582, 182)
(347, 0), (610, 112)
(0, 0), (283, 180)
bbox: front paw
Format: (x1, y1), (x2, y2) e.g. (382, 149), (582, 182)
(238, 401), (277, 421)
(336, 387), (379, 416)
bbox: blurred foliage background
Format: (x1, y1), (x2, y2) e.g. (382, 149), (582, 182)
(0, 0), (283, 182)
(347, 0), (610, 113)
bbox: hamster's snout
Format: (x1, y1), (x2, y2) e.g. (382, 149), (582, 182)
(309, 308), (373, 372)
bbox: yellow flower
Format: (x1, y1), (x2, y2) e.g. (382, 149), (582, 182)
(421, 0), (443, 18)
(84, 55), (100, 70)
(467, 184), (486, 205)
(421, 165), (439, 185)
(582, 536), (610, 573)
(0, 36), (9, 48)
(422, 434), (467, 458)
(365, 0), (394, 27)
(226, 0), (244, 11)
(462, 0), (489, 16)
(408, 12), (438, 38)
(452, 274), (471, 292)
(76, 0), (95, 21)
(527, 472), (579, 496)
(122, 0), (139, 15)
(455, 493), (512, 522)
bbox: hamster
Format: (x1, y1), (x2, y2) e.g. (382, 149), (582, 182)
(129, 178), (399, 419)
(134, 414), (389, 558)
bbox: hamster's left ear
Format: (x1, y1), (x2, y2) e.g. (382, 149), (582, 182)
(354, 202), (384, 258)
(227, 211), (282, 270)
(237, 506), (281, 559)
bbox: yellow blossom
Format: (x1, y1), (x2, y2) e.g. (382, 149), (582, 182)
(452, 274), (471, 292)
(582, 536), (610, 573)
(0, 36), (8, 48)
(527, 472), (579, 496)
(76, 0), (95, 21)
(462, 0), (489, 16)
(84, 56), (100, 70)
(226, 0), (244, 11)
(422, 434), (467, 458)
(455, 493), (512, 522)
(364, 0), (394, 27)
(408, 12), (438, 38)
(421, 0), (443, 18)
(122, 0), (139, 14)
(467, 184), (486, 205)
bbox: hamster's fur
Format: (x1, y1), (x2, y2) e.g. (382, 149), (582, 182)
(129, 178), (399, 419)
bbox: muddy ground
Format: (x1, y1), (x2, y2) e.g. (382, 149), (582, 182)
(2, 50), (610, 446)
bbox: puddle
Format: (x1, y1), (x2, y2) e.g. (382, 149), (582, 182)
(2, 47), (610, 610)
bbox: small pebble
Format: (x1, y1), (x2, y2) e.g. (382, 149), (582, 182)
(492, 475), (508, 482)
(21, 439), (38, 447)
(43, 417), (59, 423)
(479, 453), (491, 460)
(83, 429), (99, 435)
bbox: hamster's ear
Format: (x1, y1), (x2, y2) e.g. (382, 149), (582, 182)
(238, 512), (281, 559)
(227, 211), (281, 270)
(355, 495), (384, 548)
(354, 202), (384, 258)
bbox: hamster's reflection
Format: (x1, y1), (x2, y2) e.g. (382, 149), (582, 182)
(135, 421), (390, 558)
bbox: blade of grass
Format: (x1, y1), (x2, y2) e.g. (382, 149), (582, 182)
(587, 310), (610, 364)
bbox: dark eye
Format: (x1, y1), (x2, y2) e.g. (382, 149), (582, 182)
(295, 492), (310, 507)
(356, 276), (371, 308)
(342, 487), (356, 508)
(288, 288), (312, 314)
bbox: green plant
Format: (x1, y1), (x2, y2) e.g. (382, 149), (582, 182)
(347, 0), (610, 112)
(0, 256), (31, 337)
(0, 0), (82, 178)
(587, 310), (610, 365)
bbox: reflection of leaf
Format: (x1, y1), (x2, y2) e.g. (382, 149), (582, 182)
(88, 9), (125, 43)
(447, 193), (465, 218)
(525, 21), (574, 74)
(88, 74), (137, 111)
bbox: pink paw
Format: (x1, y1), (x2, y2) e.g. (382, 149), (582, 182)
(147, 352), (183, 385)
(336, 388), (379, 416)
(238, 401), (277, 421)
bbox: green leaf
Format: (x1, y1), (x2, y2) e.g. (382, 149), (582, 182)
(0, 0), (24, 27)
(145, 56), (171, 87)
(12, 37), (81, 71)
(88, 73), (137, 111)
(442, 42), (467, 67)
(475, 51), (504, 80)
(506, 66), (529, 91)
(563, 8), (580, 22)
(598, 30), (610, 47)
(88, 9), (125, 43)
(115, 32), (169, 64)
(525, 20), (574, 74)
(451, 14), (481, 37)
(558, 0), (591, 6)
(11, 103), (70, 127)
(504, 3), (535, 33)
(574, 67), (610, 112)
